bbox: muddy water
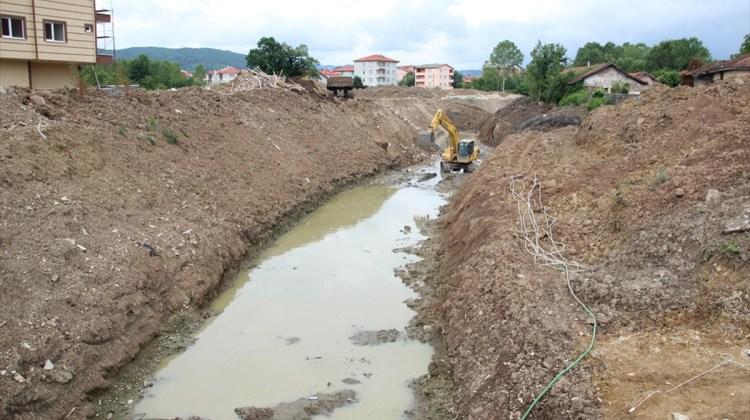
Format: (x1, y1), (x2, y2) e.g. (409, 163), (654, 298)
(134, 171), (444, 419)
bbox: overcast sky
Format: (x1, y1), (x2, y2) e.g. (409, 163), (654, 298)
(110, 0), (750, 69)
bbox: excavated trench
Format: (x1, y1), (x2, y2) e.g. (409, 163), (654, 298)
(131, 163), (446, 419)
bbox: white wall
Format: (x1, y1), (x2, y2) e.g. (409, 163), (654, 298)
(583, 67), (647, 94)
(354, 61), (398, 86)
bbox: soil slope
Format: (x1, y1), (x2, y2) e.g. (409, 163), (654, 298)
(0, 84), (435, 418)
(430, 79), (750, 419)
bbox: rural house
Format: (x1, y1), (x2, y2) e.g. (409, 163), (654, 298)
(0, 0), (114, 88)
(567, 63), (649, 94)
(682, 53), (750, 86)
(205, 66), (244, 85)
(414, 63), (455, 89)
(353, 54), (399, 86)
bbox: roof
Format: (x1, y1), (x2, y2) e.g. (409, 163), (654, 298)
(684, 53), (750, 76)
(354, 54), (399, 63)
(209, 66), (243, 75)
(567, 63), (646, 85)
(629, 71), (658, 84)
(398, 65), (415, 71)
(320, 69), (341, 78)
(415, 63), (455, 70)
(333, 65), (354, 72)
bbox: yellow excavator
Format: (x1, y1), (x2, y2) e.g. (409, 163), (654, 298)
(429, 109), (480, 173)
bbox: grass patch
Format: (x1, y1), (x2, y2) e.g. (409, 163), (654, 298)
(162, 129), (179, 145)
(147, 117), (160, 132)
(142, 134), (157, 145)
(117, 125), (127, 137)
(179, 128), (190, 138)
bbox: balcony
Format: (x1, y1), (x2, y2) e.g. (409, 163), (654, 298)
(95, 9), (114, 64)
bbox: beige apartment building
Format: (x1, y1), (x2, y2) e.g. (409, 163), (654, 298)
(0, 0), (112, 89)
(414, 64), (454, 89)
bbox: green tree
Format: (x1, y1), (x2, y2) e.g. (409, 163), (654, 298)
(246, 36), (319, 77)
(352, 76), (364, 89)
(652, 69), (681, 87)
(452, 70), (463, 88)
(128, 54), (152, 83)
(399, 72), (415, 86)
(573, 41), (649, 72)
(526, 41), (571, 103)
(646, 37), (711, 71)
(741, 34), (750, 55)
(486, 40), (524, 69)
(193, 64), (207, 83)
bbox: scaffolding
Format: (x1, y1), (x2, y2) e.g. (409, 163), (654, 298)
(95, 1), (115, 64)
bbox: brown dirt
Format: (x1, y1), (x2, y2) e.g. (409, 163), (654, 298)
(0, 84), (435, 419)
(418, 77), (750, 419)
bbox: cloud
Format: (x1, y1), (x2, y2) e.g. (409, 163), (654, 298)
(110, 0), (749, 68)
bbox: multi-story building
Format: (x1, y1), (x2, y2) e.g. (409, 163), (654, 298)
(414, 64), (455, 89)
(205, 66), (244, 85)
(353, 54), (399, 86)
(0, 0), (112, 89)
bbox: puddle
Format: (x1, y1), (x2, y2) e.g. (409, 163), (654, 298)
(134, 168), (445, 419)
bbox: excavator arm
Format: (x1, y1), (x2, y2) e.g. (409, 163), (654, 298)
(430, 109), (459, 157)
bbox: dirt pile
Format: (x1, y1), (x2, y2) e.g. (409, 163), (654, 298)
(478, 97), (585, 145)
(426, 77), (750, 419)
(0, 84), (431, 418)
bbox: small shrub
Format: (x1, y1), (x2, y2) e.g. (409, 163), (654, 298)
(654, 168), (669, 186)
(162, 129), (179, 145)
(179, 128), (190, 138)
(559, 89), (589, 107)
(721, 241), (742, 256)
(117, 125), (127, 137)
(588, 96), (605, 111)
(592, 89), (606, 98)
(611, 81), (630, 94)
(142, 134), (157, 145)
(147, 117), (160, 132)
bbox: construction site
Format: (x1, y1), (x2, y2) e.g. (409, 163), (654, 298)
(1, 62), (749, 420)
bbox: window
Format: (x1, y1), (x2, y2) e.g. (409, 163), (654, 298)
(84, 23), (93, 33)
(44, 21), (65, 42)
(1, 16), (25, 39)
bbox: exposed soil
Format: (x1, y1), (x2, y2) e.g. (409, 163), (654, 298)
(0, 82), (461, 419)
(414, 77), (750, 419)
(478, 96), (586, 146)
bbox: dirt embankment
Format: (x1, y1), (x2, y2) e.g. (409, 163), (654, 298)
(422, 79), (750, 419)
(0, 83), (448, 418)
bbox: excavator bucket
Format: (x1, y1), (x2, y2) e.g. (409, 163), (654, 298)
(417, 130), (437, 149)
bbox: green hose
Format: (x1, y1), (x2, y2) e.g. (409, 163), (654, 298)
(520, 273), (598, 420)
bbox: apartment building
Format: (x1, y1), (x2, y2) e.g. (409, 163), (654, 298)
(353, 54), (399, 86)
(0, 0), (112, 89)
(414, 64), (454, 89)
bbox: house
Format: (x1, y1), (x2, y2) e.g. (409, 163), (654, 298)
(629, 71), (658, 85)
(180, 69), (193, 78)
(319, 69), (340, 83)
(414, 64), (455, 89)
(206, 66), (244, 85)
(566, 63), (649, 94)
(396, 65), (414, 83)
(0, 0), (113, 88)
(462, 75), (476, 85)
(332, 65), (354, 77)
(353, 54), (399, 86)
(682, 53), (750, 87)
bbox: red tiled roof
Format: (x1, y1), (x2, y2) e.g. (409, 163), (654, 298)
(320, 69), (341, 78)
(354, 54), (399, 63)
(210, 66), (243, 75)
(333, 65), (354, 72)
(684, 53), (750, 76)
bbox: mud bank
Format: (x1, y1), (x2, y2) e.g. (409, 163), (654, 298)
(0, 83), (465, 418)
(415, 78), (750, 419)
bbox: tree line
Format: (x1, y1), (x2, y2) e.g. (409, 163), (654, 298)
(80, 54), (207, 89)
(465, 34), (748, 105)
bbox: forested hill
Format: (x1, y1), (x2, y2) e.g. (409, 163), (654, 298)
(116, 47), (246, 70)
